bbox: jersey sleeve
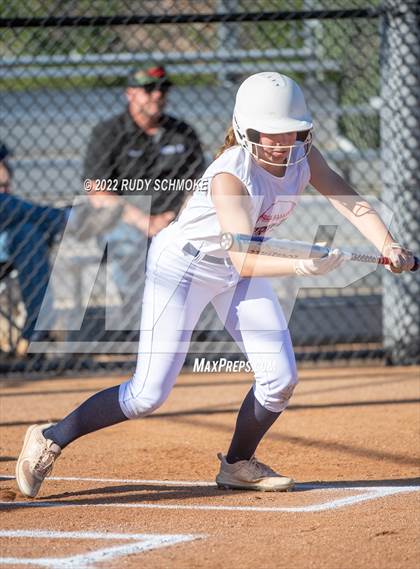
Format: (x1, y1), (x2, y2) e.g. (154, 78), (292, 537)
(205, 147), (250, 191)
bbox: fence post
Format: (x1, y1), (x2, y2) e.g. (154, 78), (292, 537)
(380, 0), (420, 364)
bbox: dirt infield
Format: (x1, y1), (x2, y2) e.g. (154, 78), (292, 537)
(1, 365), (419, 568)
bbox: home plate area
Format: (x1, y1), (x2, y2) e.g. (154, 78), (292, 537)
(0, 476), (419, 568)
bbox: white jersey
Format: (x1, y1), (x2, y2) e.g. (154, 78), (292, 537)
(120, 145), (303, 419)
(172, 145), (310, 257)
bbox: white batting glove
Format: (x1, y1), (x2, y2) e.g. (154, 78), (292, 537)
(383, 242), (415, 273)
(294, 249), (346, 276)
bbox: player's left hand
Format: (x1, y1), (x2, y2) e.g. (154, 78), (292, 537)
(294, 248), (346, 276)
(384, 242), (415, 273)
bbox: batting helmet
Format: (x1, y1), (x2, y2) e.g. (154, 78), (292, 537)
(232, 72), (313, 166)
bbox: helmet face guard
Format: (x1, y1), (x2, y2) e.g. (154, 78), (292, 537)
(232, 72), (314, 167)
(233, 118), (313, 167)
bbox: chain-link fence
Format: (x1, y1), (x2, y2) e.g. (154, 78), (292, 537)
(0, 0), (418, 376)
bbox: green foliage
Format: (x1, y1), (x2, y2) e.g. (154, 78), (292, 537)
(0, 0), (382, 149)
(239, 0), (305, 50)
(0, 0), (125, 57)
(0, 72), (217, 93)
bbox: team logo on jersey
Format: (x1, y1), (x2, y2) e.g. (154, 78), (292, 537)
(254, 199), (297, 236)
(127, 148), (145, 158)
(160, 144), (186, 155)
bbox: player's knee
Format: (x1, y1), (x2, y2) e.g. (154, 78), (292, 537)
(119, 381), (169, 419)
(137, 392), (167, 417)
(278, 368), (299, 406)
(125, 392), (168, 419)
(256, 366), (298, 413)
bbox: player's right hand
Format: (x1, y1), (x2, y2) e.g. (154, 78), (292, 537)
(294, 249), (346, 276)
(383, 243), (415, 273)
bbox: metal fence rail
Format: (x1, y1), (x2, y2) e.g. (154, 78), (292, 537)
(0, 0), (418, 376)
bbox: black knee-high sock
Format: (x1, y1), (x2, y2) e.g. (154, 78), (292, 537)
(43, 385), (128, 449)
(226, 388), (281, 464)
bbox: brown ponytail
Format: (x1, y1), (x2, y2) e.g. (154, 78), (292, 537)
(215, 126), (237, 159)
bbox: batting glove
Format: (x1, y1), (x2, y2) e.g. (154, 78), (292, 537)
(383, 242), (415, 273)
(294, 248), (346, 276)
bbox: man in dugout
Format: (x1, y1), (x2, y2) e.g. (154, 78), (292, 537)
(83, 65), (205, 332)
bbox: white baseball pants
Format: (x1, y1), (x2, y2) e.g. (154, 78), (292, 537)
(119, 227), (298, 418)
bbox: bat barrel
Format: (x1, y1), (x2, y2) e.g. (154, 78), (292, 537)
(220, 232), (329, 258)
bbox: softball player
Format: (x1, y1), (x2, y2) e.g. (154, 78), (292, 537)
(16, 72), (415, 497)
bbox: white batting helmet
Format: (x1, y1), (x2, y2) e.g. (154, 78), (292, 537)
(233, 72), (313, 166)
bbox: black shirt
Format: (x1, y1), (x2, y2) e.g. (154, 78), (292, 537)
(83, 109), (205, 215)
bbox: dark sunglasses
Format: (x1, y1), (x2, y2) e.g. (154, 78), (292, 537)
(143, 82), (171, 95)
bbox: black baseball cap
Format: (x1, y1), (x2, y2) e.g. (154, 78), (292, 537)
(127, 65), (172, 90)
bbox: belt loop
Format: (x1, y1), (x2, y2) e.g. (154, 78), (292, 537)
(182, 242), (200, 259)
(183, 241), (232, 265)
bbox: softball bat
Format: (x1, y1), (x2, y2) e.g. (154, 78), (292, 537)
(220, 232), (419, 271)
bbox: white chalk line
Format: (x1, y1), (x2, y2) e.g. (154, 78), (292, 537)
(1, 474), (360, 492)
(0, 530), (189, 540)
(0, 530), (203, 568)
(1, 474), (418, 512)
(0, 486), (418, 513)
(0, 474), (414, 493)
(0, 475), (214, 487)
